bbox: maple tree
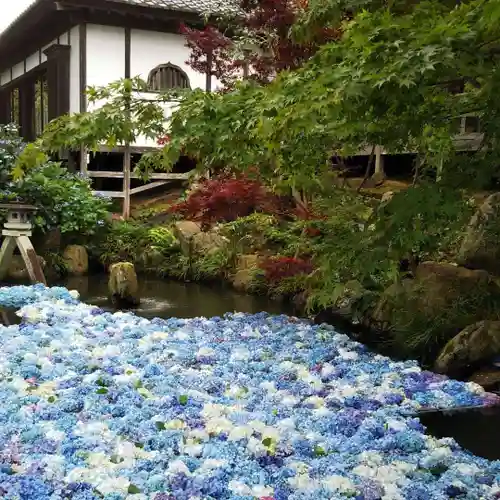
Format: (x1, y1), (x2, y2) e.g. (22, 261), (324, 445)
(168, 174), (284, 227)
(181, 0), (341, 88)
(260, 256), (314, 283)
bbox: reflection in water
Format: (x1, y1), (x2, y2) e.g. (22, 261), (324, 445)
(62, 275), (294, 319)
(0, 308), (20, 325)
(420, 406), (500, 460)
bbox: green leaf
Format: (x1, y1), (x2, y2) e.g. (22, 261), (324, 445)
(314, 445), (327, 457)
(96, 388), (108, 395)
(128, 484), (142, 494)
(178, 394), (189, 405)
(155, 421), (166, 431)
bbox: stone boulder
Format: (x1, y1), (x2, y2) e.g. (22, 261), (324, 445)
(137, 249), (165, 271)
(370, 261), (500, 335)
(468, 367), (500, 391)
(173, 221), (228, 256)
(7, 255), (46, 281)
(192, 230), (227, 255)
(173, 221), (201, 254)
(63, 245), (88, 275)
(231, 254), (260, 292)
(457, 192), (500, 275)
(108, 262), (140, 307)
(435, 321), (500, 375)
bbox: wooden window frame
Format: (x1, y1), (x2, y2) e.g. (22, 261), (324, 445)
(147, 63), (191, 92)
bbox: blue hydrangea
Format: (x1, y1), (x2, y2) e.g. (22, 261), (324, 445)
(0, 285), (497, 499)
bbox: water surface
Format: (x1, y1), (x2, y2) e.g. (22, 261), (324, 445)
(60, 275), (294, 319)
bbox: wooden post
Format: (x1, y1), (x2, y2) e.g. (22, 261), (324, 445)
(122, 146), (131, 219)
(374, 145), (384, 174)
(16, 236), (47, 285)
(80, 145), (88, 175)
(205, 50), (213, 92)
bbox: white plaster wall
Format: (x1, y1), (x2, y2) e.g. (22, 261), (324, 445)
(25, 52), (40, 73)
(11, 61), (25, 80)
(69, 26), (80, 113)
(0, 71), (10, 86)
(86, 24), (125, 90)
(130, 29), (222, 148)
(130, 30), (205, 90)
(84, 24), (126, 119)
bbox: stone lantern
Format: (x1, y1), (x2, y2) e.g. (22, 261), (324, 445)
(0, 202), (47, 285)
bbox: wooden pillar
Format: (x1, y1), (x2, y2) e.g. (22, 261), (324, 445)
(80, 145), (88, 175)
(205, 50), (213, 92)
(18, 79), (35, 141)
(374, 145), (384, 175)
(123, 147), (131, 219)
(43, 44), (71, 121)
(0, 88), (11, 125)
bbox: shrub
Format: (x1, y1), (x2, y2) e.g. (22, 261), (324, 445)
(0, 123), (25, 184)
(2, 162), (111, 238)
(94, 222), (181, 267)
(169, 174), (284, 227)
(0, 125), (111, 241)
(260, 256), (314, 284)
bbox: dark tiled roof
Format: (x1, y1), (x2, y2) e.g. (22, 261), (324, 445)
(106, 0), (237, 15)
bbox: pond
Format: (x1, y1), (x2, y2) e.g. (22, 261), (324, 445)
(59, 274), (296, 319)
(1, 275), (500, 466)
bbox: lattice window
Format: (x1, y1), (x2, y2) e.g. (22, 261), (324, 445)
(147, 63), (190, 91)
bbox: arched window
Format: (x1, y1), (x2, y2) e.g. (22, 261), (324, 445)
(147, 63), (190, 91)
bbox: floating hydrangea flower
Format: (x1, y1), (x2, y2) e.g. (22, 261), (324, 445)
(0, 285), (497, 498)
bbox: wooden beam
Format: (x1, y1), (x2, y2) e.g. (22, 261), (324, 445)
(147, 172), (190, 180)
(129, 181), (168, 195)
(86, 171), (191, 180)
(93, 190), (125, 198)
(88, 170), (124, 178)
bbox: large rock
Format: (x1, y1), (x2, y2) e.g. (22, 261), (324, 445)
(7, 255), (46, 281)
(435, 321), (500, 375)
(173, 221), (201, 254)
(173, 221), (227, 256)
(192, 230), (227, 255)
(63, 245), (88, 275)
(137, 249), (165, 271)
(231, 254), (260, 292)
(457, 192), (500, 275)
(108, 262), (140, 307)
(468, 367), (500, 391)
(370, 261), (500, 340)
